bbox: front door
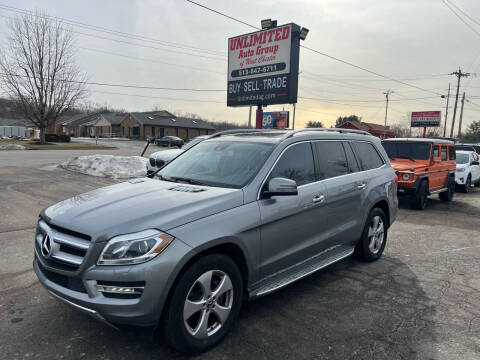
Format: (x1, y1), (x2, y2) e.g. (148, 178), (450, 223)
(258, 142), (327, 279)
(430, 144), (447, 189)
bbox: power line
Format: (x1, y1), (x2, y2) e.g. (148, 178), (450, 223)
(441, 0), (480, 38)
(0, 3), (225, 57)
(444, 0), (480, 28)
(0, 72), (225, 92)
(91, 90), (224, 103)
(299, 95), (440, 103)
(185, 0), (445, 97)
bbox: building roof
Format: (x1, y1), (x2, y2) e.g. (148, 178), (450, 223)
(62, 112), (127, 126)
(131, 112), (215, 130)
(382, 138), (454, 144)
(0, 117), (32, 126)
(340, 120), (394, 134)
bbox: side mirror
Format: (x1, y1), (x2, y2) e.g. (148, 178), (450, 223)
(264, 177), (298, 198)
(472, 160), (479, 166)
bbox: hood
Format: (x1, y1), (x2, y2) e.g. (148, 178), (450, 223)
(150, 148), (184, 161)
(456, 163), (468, 169)
(389, 159), (428, 172)
(43, 178), (243, 242)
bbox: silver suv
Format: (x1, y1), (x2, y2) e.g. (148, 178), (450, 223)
(33, 129), (398, 353)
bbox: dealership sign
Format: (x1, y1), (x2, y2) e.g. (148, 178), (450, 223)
(227, 23), (301, 107)
(262, 111), (289, 129)
(411, 111), (441, 127)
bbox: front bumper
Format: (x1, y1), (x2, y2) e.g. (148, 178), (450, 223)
(34, 238), (194, 327)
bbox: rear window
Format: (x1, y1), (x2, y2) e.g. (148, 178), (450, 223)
(352, 142), (385, 170)
(315, 141), (349, 179)
(382, 142), (431, 161)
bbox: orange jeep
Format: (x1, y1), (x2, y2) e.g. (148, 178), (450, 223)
(382, 138), (456, 210)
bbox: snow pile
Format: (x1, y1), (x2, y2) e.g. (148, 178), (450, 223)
(60, 155), (148, 179)
(0, 144), (26, 150)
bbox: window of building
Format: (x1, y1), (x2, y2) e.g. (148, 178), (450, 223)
(351, 142), (385, 170)
(132, 126), (139, 136)
(268, 142), (316, 186)
(315, 141), (349, 179)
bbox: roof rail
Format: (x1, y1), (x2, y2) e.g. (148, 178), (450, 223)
(282, 127), (370, 139)
(207, 129), (286, 139)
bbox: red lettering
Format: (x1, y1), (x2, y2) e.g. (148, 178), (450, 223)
(274, 28), (282, 41)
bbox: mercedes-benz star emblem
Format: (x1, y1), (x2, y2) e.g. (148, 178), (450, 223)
(41, 234), (52, 257)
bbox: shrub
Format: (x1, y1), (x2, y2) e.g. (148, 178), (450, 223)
(45, 134), (71, 142)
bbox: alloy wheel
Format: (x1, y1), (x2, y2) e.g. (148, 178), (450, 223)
(368, 216), (385, 254)
(183, 270), (233, 339)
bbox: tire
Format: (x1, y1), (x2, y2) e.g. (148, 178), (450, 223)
(162, 254), (243, 354)
(462, 175), (471, 193)
(354, 208), (388, 262)
(439, 176), (455, 201)
(410, 180), (428, 210)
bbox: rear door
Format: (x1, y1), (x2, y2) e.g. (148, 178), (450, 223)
(313, 140), (365, 249)
(258, 142), (327, 278)
(429, 144), (444, 189)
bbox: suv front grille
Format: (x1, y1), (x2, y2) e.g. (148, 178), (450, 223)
(36, 219), (91, 271)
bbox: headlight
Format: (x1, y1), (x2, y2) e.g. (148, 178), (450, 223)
(456, 168), (465, 173)
(98, 229), (174, 265)
(402, 173), (410, 181)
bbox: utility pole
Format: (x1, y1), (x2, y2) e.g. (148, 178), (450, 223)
(443, 83), (450, 137)
(458, 92), (466, 138)
(292, 103), (296, 130)
(383, 90), (393, 139)
(449, 68), (470, 138)
(248, 106), (252, 128)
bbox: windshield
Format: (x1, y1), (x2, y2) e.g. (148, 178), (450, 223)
(382, 142), (431, 160)
(456, 153), (469, 164)
(182, 136), (206, 150)
(158, 140), (275, 188)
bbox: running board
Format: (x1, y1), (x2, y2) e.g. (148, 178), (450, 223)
(253, 247), (354, 297)
(429, 187), (447, 194)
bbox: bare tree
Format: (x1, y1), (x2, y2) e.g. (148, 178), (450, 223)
(0, 11), (87, 143)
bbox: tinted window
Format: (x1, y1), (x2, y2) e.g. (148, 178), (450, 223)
(456, 153), (469, 164)
(159, 140), (274, 188)
(343, 142), (360, 173)
(315, 141), (349, 179)
(269, 142), (316, 186)
(382, 142), (431, 160)
(449, 146), (455, 160)
(352, 142), (385, 170)
(433, 145), (439, 158)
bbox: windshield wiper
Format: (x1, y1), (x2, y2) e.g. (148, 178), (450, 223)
(169, 176), (207, 186)
(154, 174), (176, 183)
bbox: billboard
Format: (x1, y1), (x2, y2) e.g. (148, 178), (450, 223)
(227, 23), (301, 107)
(411, 111), (441, 127)
(262, 111), (289, 129)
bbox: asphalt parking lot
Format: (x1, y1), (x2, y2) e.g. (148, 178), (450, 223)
(1, 148), (480, 360)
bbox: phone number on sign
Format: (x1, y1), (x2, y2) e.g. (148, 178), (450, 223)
(232, 63), (286, 78)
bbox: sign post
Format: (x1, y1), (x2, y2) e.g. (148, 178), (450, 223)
(262, 111), (289, 129)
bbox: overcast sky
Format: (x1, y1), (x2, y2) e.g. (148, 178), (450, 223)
(1, 0), (480, 132)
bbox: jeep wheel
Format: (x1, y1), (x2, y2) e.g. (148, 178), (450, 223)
(462, 175), (471, 193)
(439, 176), (455, 201)
(411, 180), (428, 210)
(162, 254), (243, 354)
(354, 208), (387, 262)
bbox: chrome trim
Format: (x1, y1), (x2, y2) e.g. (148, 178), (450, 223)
(53, 233), (90, 250)
(255, 248), (354, 296)
(257, 139), (387, 200)
(52, 252), (83, 266)
(95, 285), (144, 295)
(47, 291), (118, 330)
(429, 187), (447, 194)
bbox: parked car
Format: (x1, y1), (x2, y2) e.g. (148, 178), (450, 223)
(456, 143), (480, 155)
(455, 150), (480, 192)
(146, 135), (209, 176)
(33, 128), (397, 354)
(155, 136), (184, 147)
(382, 138), (456, 210)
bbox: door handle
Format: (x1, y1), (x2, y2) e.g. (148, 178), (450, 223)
(357, 183), (366, 190)
(312, 194), (325, 203)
